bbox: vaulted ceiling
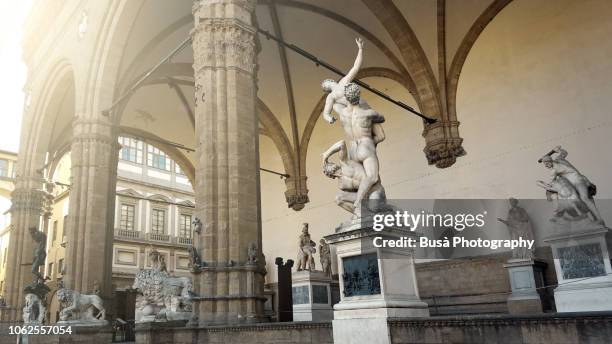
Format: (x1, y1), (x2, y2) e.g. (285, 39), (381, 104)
(112, 0), (512, 209)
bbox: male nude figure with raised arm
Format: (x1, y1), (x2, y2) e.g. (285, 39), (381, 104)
(321, 38), (385, 145)
(330, 83), (385, 215)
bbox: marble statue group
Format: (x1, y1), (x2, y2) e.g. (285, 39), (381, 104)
(321, 38), (388, 218)
(132, 248), (194, 323)
(295, 223), (332, 277)
(537, 145), (604, 225)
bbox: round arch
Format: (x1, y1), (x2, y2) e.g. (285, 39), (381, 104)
(22, 60), (76, 180)
(117, 126), (195, 186)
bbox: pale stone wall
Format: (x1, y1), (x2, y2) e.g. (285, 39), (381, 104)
(135, 322), (334, 344)
(259, 0), (612, 282)
(389, 313), (612, 344)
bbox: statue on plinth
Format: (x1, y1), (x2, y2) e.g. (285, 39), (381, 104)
(321, 38), (388, 218)
(319, 239), (332, 277)
(23, 227), (51, 324)
(296, 223), (316, 271)
(497, 198), (535, 260)
(537, 146), (604, 225)
(28, 226), (46, 280)
(133, 249), (193, 323)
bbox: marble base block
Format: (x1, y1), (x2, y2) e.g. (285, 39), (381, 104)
(325, 222), (429, 344)
(544, 222), (612, 312)
(504, 259), (546, 314)
(291, 270), (339, 322)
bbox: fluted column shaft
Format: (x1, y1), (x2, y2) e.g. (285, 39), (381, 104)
(192, 0), (266, 325)
(63, 118), (118, 300)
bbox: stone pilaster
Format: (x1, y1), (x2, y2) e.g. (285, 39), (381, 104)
(0, 180), (47, 321)
(191, 0), (266, 325)
(63, 118), (119, 301)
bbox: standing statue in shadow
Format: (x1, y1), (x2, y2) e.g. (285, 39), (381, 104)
(497, 198), (535, 260)
(22, 226), (50, 324)
(296, 223), (316, 271)
(29, 226), (46, 280)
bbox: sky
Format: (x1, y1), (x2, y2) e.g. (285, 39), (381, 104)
(0, 0), (34, 153)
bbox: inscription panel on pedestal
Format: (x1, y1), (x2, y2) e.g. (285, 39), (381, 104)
(312, 285), (329, 304)
(341, 253), (380, 297)
(558, 243), (606, 279)
(292, 285), (309, 305)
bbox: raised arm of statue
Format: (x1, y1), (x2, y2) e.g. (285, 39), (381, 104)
(339, 38), (364, 85)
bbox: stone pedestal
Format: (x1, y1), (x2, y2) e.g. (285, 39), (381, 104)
(324, 222), (429, 344)
(544, 221), (612, 312)
(291, 270), (338, 322)
(504, 259), (546, 314)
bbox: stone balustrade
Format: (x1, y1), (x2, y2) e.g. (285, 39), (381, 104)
(147, 233), (170, 242)
(113, 229), (193, 247)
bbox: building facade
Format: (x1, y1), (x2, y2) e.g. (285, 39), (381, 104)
(21, 136), (195, 322)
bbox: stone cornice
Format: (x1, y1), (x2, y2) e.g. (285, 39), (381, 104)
(388, 312), (612, 327)
(137, 320), (332, 333)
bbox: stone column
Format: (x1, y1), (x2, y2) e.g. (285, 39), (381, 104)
(0, 180), (46, 321)
(191, 0), (266, 325)
(64, 118), (119, 301)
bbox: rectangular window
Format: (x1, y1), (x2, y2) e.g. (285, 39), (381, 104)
(58, 258), (64, 275)
(52, 220), (58, 242)
(179, 214), (192, 238)
(175, 163), (184, 175)
(120, 204), (135, 231)
(63, 215), (68, 238)
(147, 145), (170, 171)
(118, 136), (143, 164)
(48, 263), (54, 280)
(151, 209), (166, 234)
(0, 159), (7, 177)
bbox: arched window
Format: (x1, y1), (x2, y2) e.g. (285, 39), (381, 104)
(147, 145), (170, 171)
(118, 136), (143, 164)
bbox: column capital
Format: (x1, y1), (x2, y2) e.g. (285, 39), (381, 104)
(192, 0), (257, 75)
(9, 187), (47, 214)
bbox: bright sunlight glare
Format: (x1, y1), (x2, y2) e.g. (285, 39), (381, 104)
(0, 0), (34, 153)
